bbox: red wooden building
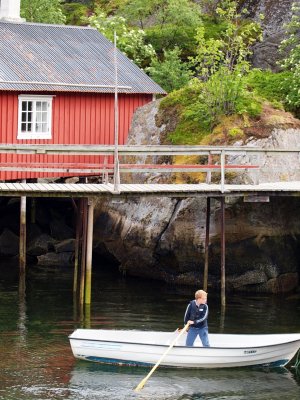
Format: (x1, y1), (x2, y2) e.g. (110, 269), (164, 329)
(0, 10), (165, 181)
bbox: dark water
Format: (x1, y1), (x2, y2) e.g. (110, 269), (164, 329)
(0, 266), (300, 400)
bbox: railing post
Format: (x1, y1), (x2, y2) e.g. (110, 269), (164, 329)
(113, 30), (120, 194)
(206, 152), (212, 184)
(221, 150), (225, 193)
(102, 155), (109, 184)
(113, 158), (120, 192)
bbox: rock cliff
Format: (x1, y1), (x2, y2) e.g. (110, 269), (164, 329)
(240, 0), (295, 70)
(92, 100), (300, 293)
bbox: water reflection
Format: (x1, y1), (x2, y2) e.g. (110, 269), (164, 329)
(69, 363), (299, 400)
(0, 266), (300, 400)
(18, 271), (27, 345)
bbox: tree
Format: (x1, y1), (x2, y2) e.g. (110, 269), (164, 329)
(88, 8), (156, 68)
(62, 2), (89, 26)
(192, 1), (262, 79)
(21, 0), (66, 24)
(119, 0), (202, 59)
(147, 47), (192, 92)
(188, 1), (263, 128)
(117, 0), (158, 29)
(279, 2), (300, 109)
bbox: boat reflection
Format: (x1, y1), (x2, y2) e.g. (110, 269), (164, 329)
(69, 362), (300, 400)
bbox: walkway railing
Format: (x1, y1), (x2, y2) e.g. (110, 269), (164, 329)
(0, 144), (300, 193)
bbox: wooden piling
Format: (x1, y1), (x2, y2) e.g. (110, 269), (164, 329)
(79, 198), (87, 306)
(220, 197), (226, 307)
(19, 190), (27, 273)
(30, 198), (36, 224)
(84, 304), (91, 329)
(73, 199), (80, 294)
(203, 197), (210, 292)
(84, 198), (94, 305)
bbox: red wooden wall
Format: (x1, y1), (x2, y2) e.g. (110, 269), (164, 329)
(0, 91), (152, 180)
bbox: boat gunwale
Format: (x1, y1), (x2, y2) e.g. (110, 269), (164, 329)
(68, 335), (300, 351)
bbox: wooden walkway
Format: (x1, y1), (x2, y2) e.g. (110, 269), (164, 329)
(1, 181), (300, 198)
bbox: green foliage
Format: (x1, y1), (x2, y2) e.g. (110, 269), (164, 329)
(119, 0), (202, 29)
(62, 3), (88, 25)
(119, 0), (202, 60)
(88, 8), (156, 68)
(247, 69), (293, 108)
(159, 80), (207, 144)
(157, 1), (266, 145)
(201, 16), (228, 39)
(184, 69), (261, 132)
(117, 0), (157, 29)
(177, 1), (263, 134)
(159, 69), (263, 144)
(145, 25), (198, 61)
(228, 127), (243, 137)
(192, 1), (262, 79)
(94, 0), (130, 15)
(21, 0), (66, 24)
(279, 2), (300, 109)
(147, 47), (192, 93)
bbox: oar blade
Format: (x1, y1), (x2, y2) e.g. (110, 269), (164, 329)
(134, 378), (147, 392)
(133, 323), (190, 392)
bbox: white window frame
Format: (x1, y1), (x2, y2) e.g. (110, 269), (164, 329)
(18, 95), (53, 140)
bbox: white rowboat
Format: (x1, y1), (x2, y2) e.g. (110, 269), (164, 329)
(69, 329), (300, 369)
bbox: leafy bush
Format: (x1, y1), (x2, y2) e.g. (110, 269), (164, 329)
(21, 0), (66, 24)
(88, 9), (156, 68)
(119, 0), (202, 60)
(159, 72), (263, 145)
(279, 2), (300, 110)
(147, 47), (192, 93)
(145, 24), (198, 61)
(62, 3), (88, 25)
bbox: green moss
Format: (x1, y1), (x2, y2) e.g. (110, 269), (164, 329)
(246, 69), (292, 108)
(168, 122), (206, 145)
(228, 127), (244, 137)
(159, 81), (209, 144)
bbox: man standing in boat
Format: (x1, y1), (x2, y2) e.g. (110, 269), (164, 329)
(184, 289), (210, 347)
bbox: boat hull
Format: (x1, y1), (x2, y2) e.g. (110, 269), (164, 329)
(69, 330), (300, 369)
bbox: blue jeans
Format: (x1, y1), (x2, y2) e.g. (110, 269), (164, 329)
(186, 326), (210, 347)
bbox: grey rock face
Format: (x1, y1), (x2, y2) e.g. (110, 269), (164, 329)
(91, 100), (300, 293)
(240, 0), (294, 70)
(0, 229), (19, 256)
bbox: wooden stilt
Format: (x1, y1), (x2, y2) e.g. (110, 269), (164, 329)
(30, 198), (36, 224)
(73, 199), (80, 294)
(203, 197), (210, 292)
(84, 304), (91, 329)
(220, 304), (226, 333)
(220, 197), (226, 307)
(84, 198), (94, 305)
(19, 188), (27, 273)
(79, 198), (87, 306)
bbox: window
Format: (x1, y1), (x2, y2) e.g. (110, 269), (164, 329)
(18, 95), (53, 139)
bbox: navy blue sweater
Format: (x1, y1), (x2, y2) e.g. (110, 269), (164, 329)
(184, 300), (209, 328)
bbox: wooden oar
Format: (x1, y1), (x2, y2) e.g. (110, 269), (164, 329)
(134, 323), (190, 392)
